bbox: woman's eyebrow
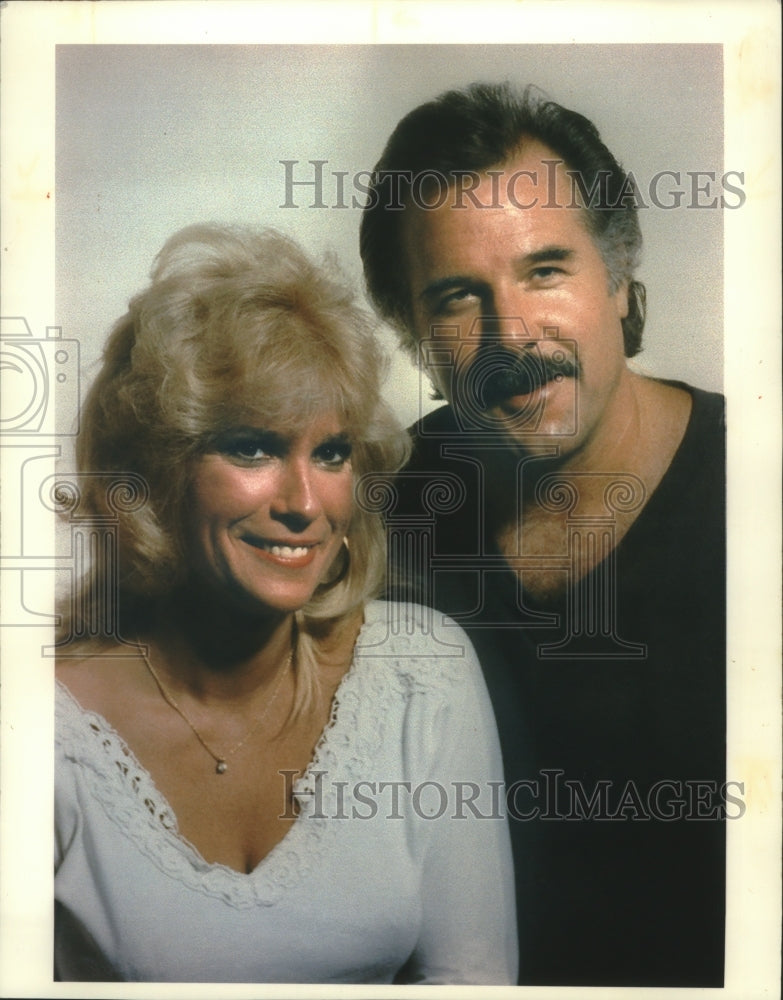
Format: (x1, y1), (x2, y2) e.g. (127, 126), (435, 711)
(316, 431), (352, 448)
(211, 427), (287, 450)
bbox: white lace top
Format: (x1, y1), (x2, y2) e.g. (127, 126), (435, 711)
(55, 601), (517, 984)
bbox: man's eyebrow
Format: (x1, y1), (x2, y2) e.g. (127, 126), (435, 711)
(525, 246), (574, 265)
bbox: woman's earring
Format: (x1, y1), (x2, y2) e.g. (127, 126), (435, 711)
(322, 536), (350, 588)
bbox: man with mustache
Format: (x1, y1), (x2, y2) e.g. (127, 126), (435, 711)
(360, 83), (726, 987)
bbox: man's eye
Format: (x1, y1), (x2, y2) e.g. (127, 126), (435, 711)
(435, 289), (480, 315)
(530, 266), (564, 282)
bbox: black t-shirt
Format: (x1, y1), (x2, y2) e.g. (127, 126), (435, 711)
(388, 383), (726, 987)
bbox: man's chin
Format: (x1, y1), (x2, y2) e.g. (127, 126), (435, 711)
(475, 381), (578, 444)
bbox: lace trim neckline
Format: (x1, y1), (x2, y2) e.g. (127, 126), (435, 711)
(56, 601), (406, 909)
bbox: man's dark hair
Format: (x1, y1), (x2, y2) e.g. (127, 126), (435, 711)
(359, 81), (646, 359)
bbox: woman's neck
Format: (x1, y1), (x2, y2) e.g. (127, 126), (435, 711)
(144, 585), (296, 702)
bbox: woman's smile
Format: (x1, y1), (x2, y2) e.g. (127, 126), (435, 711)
(241, 535), (320, 567)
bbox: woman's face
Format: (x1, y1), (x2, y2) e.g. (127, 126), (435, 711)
(187, 412), (354, 616)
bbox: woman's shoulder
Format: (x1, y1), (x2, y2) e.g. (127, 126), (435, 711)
(362, 599), (473, 641)
(56, 643), (148, 723)
(344, 602), (500, 774)
(356, 600), (484, 696)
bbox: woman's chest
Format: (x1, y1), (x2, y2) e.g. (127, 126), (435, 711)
(56, 737), (424, 982)
(130, 719), (330, 874)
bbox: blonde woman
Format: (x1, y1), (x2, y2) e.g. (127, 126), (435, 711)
(54, 224), (517, 984)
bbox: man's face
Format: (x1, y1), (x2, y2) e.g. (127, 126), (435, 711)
(400, 142), (631, 458)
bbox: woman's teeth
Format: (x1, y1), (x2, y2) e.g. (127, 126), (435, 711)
(265, 544), (311, 558)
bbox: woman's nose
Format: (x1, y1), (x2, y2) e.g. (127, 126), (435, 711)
(271, 460), (319, 528)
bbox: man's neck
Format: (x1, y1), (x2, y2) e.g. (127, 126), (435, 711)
(490, 375), (692, 603)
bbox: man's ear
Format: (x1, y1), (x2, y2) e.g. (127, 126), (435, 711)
(614, 279), (630, 320)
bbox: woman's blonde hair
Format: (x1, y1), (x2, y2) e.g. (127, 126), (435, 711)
(64, 223), (411, 714)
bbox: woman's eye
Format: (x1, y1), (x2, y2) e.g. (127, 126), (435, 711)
(316, 440), (352, 467)
(233, 443), (269, 461)
(212, 431), (279, 463)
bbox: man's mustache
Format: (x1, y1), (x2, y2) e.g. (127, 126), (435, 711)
(463, 348), (580, 411)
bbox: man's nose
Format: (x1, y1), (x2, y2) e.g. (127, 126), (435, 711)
(481, 287), (535, 347)
(271, 460), (319, 529)
(480, 312), (534, 349)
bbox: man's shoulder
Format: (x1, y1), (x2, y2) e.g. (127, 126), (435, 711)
(665, 379), (724, 420)
(390, 405), (480, 529)
(409, 403), (462, 439)
(636, 379), (725, 542)
(668, 380), (726, 457)
(403, 404), (462, 471)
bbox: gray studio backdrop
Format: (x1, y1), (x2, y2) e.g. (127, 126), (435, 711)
(56, 44), (724, 429)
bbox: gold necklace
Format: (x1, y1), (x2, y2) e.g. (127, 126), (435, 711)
(142, 648), (292, 775)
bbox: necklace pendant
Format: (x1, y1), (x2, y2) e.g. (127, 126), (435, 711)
(216, 760), (228, 775)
